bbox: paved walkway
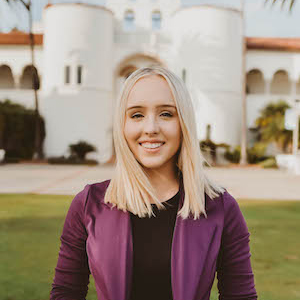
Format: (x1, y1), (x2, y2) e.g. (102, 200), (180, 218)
(1, 163), (300, 200)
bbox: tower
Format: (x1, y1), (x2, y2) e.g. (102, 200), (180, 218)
(170, 5), (244, 146)
(41, 3), (115, 163)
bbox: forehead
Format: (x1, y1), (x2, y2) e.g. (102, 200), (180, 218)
(126, 74), (175, 107)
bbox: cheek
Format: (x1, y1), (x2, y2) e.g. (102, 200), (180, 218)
(165, 121), (182, 141)
(124, 121), (140, 143)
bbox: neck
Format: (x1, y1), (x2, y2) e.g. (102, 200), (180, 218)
(143, 162), (180, 202)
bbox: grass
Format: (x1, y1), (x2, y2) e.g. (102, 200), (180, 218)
(210, 199), (300, 300)
(0, 194), (299, 300)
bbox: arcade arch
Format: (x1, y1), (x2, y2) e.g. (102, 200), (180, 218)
(20, 65), (40, 90)
(0, 65), (15, 89)
(246, 69), (264, 94)
(270, 70), (291, 95)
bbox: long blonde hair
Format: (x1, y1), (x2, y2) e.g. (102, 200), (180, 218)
(104, 66), (225, 220)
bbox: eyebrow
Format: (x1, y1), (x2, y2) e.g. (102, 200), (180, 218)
(126, 104), (177, 111)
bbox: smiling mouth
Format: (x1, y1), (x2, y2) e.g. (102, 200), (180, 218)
(139, 142), (165, 149)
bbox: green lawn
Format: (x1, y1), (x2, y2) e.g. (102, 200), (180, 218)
(0, 194), (299, 300)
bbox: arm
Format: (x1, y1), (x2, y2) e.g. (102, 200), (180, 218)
(50, 184), (91, 300)
(216, 191), (258, 300)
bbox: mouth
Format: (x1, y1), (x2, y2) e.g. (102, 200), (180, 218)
(139, 142), (165, 151)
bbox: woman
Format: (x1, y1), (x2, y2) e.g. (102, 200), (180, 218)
(50, 66), (258, 300)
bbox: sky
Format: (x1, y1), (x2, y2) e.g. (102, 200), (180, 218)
(0, 0), (300, 37)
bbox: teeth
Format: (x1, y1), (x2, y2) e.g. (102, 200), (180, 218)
(141, 142), (163, 149)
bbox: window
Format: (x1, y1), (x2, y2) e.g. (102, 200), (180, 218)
(124, 10), (135, 31)
(152, 11), (161, 30)
(65, 66), (70, 84)
(77, 65), (82, 84)
(182, 69), (186, 83)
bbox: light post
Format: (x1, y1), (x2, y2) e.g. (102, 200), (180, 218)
(240, 0), (248, 165)
(292, 99), (300, 156)
(279, 99), (300, 174)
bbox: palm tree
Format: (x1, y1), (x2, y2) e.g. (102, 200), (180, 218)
(264, 0), (296, 11)
(254, 100), (297, 153)
(5, 0), (42, 160)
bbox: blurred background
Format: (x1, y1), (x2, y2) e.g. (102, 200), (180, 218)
(0, 0), (299, 299)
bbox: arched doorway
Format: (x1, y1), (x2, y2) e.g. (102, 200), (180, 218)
(114, 53), (165, 98)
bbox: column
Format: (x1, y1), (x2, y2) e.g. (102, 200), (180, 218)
(292, 81), (299, 155)
(15, 74), (22, 89)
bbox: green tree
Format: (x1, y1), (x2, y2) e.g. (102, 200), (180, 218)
(254, 100), (298, 153)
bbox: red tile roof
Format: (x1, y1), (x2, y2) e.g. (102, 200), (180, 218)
(246, 37), (300, 52)
(1, 30), (300, 52)
(0, 30), (43, 45)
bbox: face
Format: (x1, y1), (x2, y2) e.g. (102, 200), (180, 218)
(124, 74), (182, 174)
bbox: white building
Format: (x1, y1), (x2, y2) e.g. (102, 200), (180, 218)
(0, 1), (300, 163)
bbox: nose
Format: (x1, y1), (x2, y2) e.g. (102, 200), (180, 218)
(144, 115), (159, 135)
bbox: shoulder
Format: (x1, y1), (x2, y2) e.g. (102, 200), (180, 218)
(220, 190), (249, 237)
(70, 179), (112, 214)
(205, 189), (245, 224)
(88, 179), (111, 203)
(89, 179), (111, 192)
(221, 190), (244, 219)
(221, 189), (241, 212)
(68, 183), (91, 214)
(206, 189), (241, 212)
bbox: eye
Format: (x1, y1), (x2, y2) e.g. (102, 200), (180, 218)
(160, 112), (173, 117)
(131, 113), (143, 119)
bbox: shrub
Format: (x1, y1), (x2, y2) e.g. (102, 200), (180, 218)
(223, 142), (270, 164)
(0, 99), (45, 161)
(258, 157), (278, 169)
(47, 155), (98, 165)
(200, 140), (230, 165)
(247, 142), (268, 164)
(224, 145), (241, 163)
(200, 139), (217, 164)
(69, 140), (97, 160)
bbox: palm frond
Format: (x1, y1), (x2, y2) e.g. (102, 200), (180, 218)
(265, 0), (296, 11)
(5, 0), (30, 11)
(290, 0), (296, 10)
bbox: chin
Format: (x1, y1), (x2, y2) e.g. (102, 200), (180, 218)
(143, 164), (164, 170)
(138, 159), (166, 170)
(140, 160), (167, 169)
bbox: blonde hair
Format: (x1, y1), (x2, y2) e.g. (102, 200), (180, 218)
(104, 66), (225, 220)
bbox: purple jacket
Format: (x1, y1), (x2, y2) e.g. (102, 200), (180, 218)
(50, 178), (257, 300)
